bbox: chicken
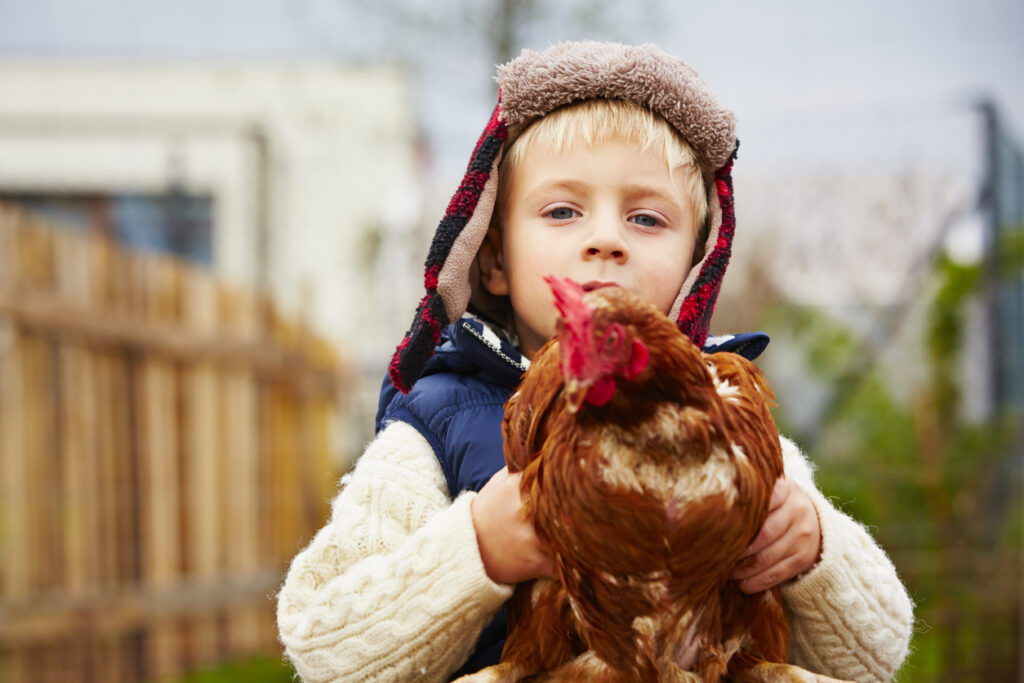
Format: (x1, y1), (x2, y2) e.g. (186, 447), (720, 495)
(458, 277), (848, 683)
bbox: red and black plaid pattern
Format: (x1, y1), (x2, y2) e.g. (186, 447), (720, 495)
(675, 146), (738, 348)
(389, 103), (509, 393)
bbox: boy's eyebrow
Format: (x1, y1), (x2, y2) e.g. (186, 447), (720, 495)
(525, 180), (683, 207)
(620, 184), (683, 207)
(524, 179), (591, 198)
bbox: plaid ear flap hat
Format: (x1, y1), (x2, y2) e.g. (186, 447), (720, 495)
(389, 41), (738, 393)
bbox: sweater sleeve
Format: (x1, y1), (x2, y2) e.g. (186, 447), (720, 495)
(778, 436), (915, 683)
(276, 420), (514, 682)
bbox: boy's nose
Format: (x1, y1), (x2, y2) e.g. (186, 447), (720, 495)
(581, 221), (628, 263)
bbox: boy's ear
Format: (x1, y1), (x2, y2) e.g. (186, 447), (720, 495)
(476, 228), (510, 296)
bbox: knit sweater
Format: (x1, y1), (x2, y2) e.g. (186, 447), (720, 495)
(276, 421), (914, 682)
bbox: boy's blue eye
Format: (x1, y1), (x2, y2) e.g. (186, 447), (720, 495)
(548, 207), (577, 220)
(630, 214), (661, 228)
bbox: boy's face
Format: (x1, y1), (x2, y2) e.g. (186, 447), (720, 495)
(479, 138), (697, 358)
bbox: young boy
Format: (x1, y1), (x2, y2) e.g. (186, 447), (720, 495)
(276, 42), (913, 682)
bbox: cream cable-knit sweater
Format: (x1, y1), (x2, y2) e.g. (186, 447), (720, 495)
(277, 421), (913, 682)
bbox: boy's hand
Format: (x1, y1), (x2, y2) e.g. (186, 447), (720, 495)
(732, 477), (822, 594)
(471, 467), (553, 585)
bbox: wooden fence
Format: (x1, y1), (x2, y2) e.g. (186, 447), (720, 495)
(0, 203), (344, 682)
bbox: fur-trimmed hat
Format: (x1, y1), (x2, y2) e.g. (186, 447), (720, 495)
(389, 41), (738, 393)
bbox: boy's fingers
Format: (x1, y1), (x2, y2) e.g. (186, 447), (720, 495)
(734, 530), (820, 592)
(768, 477), (789, 510)
(737, 479), (791, 561)
(734, 480), (822, 591)
(733, 534), (789, 580)
(738, 495), (796, 560)
(473, 466), (554, 584)
(736, 551), (802, 594)
(740, 513), (788, 559)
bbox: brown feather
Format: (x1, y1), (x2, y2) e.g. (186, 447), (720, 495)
(494, 284), (789, 682)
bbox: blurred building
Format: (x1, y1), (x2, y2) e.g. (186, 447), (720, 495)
(0, 59), (431, 457)
(0, 61), (428, 352)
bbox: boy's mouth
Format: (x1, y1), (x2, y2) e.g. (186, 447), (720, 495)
(581, 280), (618, 292)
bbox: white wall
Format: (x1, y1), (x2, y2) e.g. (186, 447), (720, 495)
(0, 60), (427, 369)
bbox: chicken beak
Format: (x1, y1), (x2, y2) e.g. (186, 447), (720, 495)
(563, 378), (588, 414)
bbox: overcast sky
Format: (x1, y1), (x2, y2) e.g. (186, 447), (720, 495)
(1, 0), (1021, 176)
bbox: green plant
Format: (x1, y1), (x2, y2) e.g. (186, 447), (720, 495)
(762, 249), (1021, 681)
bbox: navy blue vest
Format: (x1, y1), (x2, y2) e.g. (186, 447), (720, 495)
(376, 319), (768, 678)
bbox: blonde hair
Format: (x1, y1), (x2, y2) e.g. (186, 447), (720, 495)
(496, 98), (709, 251)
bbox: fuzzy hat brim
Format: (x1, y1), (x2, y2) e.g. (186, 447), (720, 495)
(497, 42), (736, 169)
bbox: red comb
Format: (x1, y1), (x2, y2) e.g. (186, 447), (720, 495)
(546, 276), (596, 384)
(546, 276), (591, 333)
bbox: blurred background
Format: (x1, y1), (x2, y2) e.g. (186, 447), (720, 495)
(0, 0), (1021, 681)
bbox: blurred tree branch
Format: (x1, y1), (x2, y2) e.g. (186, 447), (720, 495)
(297, 0), (663, 79)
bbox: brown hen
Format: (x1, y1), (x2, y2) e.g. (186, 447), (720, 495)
(457, 277), (848, 683)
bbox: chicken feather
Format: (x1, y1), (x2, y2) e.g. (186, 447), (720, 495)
(457, 278), (850, 683)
